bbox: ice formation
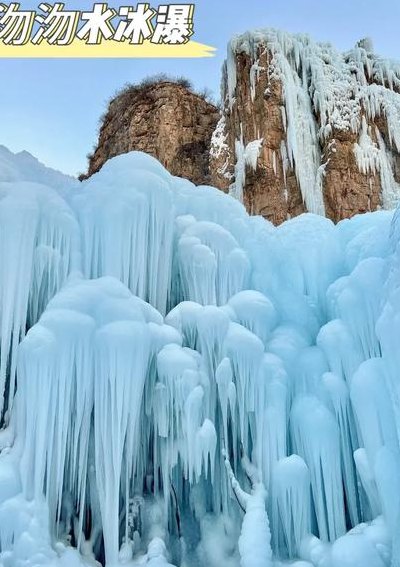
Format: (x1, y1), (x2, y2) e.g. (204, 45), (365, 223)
(222, 30), (400, 212)
(0, 145), (79, 197)
(0, 148), (400, 567)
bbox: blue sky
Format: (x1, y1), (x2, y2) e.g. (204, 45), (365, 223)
(1, 0), (400, 175)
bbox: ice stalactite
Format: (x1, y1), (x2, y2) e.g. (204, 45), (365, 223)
(153, 341), (217, 496)
(175, 219), (250, 306)
(94, 320), (151, 564)
(320, 372), (360, 527)
(16, 277), (173, 565)
(254, 353), (288, 494)
(223, 323), (264, 455)
(75, 154), (175, 316)
(290, 396), (346, 542)
(351, 359), (399, 474)
(226, 291), (277, 345)
(271, 455), (311, 558)
(0, 181), (80, 420)
(230, 134), (263, 203)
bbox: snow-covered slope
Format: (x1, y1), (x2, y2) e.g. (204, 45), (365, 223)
(0, 145), (79, 196)
(0, 149), (399, 567)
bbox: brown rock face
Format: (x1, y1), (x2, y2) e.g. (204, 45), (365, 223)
(321, 131), (381, 222)
(209, 50), (305, 224)
(86, 32), (400, 226)
(86, 81), (219, 185)
(211, 31), (400, 224)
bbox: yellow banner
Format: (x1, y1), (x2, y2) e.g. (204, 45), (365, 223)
(0, 38), (216, 58)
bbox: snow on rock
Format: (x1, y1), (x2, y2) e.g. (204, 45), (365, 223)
(0, 148), (400, 567)
(230, 135), (264, 202)
(216, 29), (400, 223)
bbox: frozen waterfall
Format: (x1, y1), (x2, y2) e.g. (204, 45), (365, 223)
(0, 150), (399, 567)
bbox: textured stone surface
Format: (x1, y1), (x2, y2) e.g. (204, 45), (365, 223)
(211, 31), (400, 224)
(86, 81), (219, 186)
(209, 50), (305, 224)
(86, 32), (400, 226)
(321, 131), (381, 222)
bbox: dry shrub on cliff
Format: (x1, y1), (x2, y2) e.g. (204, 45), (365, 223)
(98, 74), (216, 129)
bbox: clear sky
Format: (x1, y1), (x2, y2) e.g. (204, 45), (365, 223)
(1, 0), (400, 176)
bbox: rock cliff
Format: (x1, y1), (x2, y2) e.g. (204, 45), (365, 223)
(86, 33), (400, 224)
(213, 31), (400, 223)
(85, 79), (219, 185)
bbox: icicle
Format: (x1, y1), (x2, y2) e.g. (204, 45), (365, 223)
(272, 455), (311, 558)
(227, 290), (277, 345)
(223, 322), (264, 453)
(320, 372), (361, 526)
(351, 358), (399, 467)
(290, 396), (346, 542)
(0, 181), (80, 417)
(76, 154), (175, 315)
(176, 220), (250, 306)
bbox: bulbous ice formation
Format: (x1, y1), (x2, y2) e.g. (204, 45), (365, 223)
(271, 455), (311, 558)
(0, 181), (80, 419)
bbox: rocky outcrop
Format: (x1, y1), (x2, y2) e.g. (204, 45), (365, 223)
(85, 80), (219, 185)
(209, 50), (306, 223)
(86, 33), (400, 225)
(211, 31), (400, 223)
